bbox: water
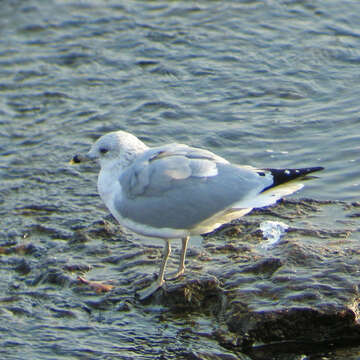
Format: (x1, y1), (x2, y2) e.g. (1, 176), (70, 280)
(1, 1), (360, 359)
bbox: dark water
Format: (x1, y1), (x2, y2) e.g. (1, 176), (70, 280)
(1, 1), (360, 359)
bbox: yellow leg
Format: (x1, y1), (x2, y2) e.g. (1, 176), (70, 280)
(137, 239), (171, 300)
(166, 236), (189, 280)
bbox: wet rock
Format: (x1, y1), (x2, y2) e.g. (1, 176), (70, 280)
(240, 257), (283, 275)
(157, 275), (223, 312)
(69, 230), (92, 244)
(115, 301), (131, 312)
(86, 219), (126, 239)
(63, 263), (92, 273)
(178, 349), (247, 360)
(4, 196), (360, 358)
(144, 200), (360, 356)
(226, 304), (360, 344)
(29, 268), (72, 287)
(14, 258), (32, 274)
(44, 269), (72, 286)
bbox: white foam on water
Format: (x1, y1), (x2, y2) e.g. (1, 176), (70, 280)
(259, 220), (289, 249)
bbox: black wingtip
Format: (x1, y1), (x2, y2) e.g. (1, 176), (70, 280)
(304, 166), (324, 173)
(263, 166), (324, 189)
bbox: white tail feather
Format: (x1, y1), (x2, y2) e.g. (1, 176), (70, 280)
(234, 181), (304, 209)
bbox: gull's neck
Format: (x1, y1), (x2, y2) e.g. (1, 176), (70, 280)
(98, 146), (147, 207)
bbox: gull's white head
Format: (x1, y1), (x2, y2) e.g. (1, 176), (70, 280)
(87, 131), (148, 169)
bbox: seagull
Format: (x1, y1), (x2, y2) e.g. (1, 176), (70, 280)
(71, 130), (323, 299)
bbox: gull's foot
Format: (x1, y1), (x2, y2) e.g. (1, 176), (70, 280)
(136, 280), (164, 301)
(165, 269), (185, 281)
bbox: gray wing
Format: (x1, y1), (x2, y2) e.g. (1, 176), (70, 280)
(116, 145), (273, 229)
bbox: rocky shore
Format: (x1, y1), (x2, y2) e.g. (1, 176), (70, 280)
(2, 199), (360, 359)
(146, 199), (360, 358)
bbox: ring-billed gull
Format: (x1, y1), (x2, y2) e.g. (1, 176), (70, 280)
(71, 131), (323, 299)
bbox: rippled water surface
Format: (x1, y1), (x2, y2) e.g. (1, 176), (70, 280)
(1, 1), (360, 359)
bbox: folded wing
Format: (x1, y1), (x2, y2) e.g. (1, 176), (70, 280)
(116, 145), (274, 230)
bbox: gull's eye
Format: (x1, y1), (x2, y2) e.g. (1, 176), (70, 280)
(99, 147), (108, 154)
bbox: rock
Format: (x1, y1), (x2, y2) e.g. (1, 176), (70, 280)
(14, 258), (32, 274)
(4, 198), (360, 358)
(147, 200), (360, 355)
(63, 263), (92, 272)
(178, 349), (249, 360)
(226, 304), (360, 344)
(157, 275), (223, 312)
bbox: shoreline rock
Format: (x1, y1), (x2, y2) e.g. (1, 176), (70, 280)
(146, 199), (360, 357)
